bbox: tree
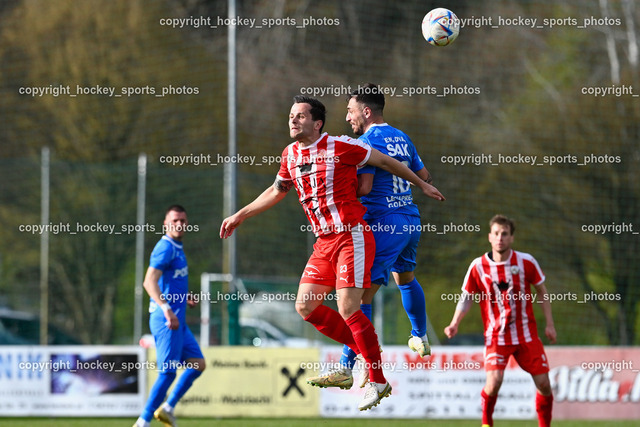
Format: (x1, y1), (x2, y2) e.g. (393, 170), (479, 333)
(0, 0), (226, 343)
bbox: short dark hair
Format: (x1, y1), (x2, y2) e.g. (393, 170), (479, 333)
(165, 204), (187, 216)
(489, 214), (515, 235)
(348, 83), (385, 115)
(293, 95), (326, 133)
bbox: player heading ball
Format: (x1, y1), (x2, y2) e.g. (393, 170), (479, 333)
(220, 94), (444, 412)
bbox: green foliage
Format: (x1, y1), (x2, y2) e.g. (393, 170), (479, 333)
(0, 0), (227, 343)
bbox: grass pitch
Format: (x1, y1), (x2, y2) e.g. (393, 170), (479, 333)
(5, 418), (638, 426)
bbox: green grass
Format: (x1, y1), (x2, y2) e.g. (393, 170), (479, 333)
(4, 418), (638, 427)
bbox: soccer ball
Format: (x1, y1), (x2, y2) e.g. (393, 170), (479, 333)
(422, 8), (460, 47)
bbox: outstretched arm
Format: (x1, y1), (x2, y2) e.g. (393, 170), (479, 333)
(366, 149), (445, 201)
(358, 165), (433, 198)
(415, 167), (433, 184)
(220, 178), (292, 239)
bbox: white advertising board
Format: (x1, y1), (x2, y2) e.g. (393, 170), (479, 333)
(0, 346), (146, 416)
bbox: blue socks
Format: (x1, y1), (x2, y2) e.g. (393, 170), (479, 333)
(340, 303), (372, 369)
(337, 279), (426, 371)
(140, 368), (202, 422)
(141, 371), (176, 422)
(167, 368), (202, 407)
(398, 278), (427, 337)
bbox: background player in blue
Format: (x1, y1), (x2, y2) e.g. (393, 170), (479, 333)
(307, 83), (436, 390)
(134, 205), (205, 427)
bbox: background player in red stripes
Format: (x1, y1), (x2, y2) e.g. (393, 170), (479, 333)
(444, 214), (556, 427)
(220, 95), (444, 411)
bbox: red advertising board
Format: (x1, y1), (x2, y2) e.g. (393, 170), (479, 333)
(547, 347), (640, 419)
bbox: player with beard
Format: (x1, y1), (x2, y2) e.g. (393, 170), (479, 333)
(220, 95), (445, 410)
(307, 83), (436, 391)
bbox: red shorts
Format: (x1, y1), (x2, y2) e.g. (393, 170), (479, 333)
(484, 337), (550, 375)
(300, 222), (375, 289)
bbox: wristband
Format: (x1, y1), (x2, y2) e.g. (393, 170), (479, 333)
(160, 303), (171, 312)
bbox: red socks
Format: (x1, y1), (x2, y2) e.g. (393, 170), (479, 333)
(481, 389), (497, 426)
(480, 389), (552, 427)
(345, 310), (386, 384)
(536, 392), (553, 427)
(304, 305), (358, 353)
(304, 306), (386, 384)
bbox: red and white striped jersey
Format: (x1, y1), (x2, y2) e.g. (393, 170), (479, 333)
(461, 250), (546, 346)
(277, 133), (371, 236)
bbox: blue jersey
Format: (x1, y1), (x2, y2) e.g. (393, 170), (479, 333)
(148, 235), (189, 324)
(358, 123), (424, 221)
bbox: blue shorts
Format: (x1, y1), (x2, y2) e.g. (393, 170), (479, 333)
(150, 314), (204, 373)
(366, 213), (420, 286)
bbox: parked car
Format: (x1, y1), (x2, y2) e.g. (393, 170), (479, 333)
(0, 308), (82, 345)
(239, 317), (319, 348)
(140, 317), (320, 348)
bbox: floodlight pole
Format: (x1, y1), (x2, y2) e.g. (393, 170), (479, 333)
(133, 153), (147, 344)
(40, 147), (50, 345)
(221, 0), (239, 346)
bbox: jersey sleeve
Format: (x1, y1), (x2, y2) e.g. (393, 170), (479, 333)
(335, 137), (371, 167)
(277, 145), (293, 182)
(149, 240), (173, 271)
(406, 135), (425, 172)
(410, 147), (425, 172)
(461, 259), (481, 293)
(356, 136), (375, 174)
(525, 255), (546, 286)
(357, 164), (375, 175)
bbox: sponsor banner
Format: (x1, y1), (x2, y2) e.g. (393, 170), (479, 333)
(0, 346), (146, 416)
(148, 347), (319, 417)
(319, 346), (640, 420)
(318, 345), (535, 419)
(547, 347), (640, 419)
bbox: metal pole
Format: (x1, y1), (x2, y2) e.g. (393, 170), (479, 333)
(200, 273), (210, 348)
(222, 0), (238, 346)
(39, 147), (50, 345)
(133, 153), (147, 343)
(200, 273), (233, 348)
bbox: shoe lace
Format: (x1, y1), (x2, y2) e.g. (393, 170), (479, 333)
(363, 382), (378, 399)
(327, 367), (347, 376)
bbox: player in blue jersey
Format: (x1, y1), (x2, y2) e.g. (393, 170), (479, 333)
(134, 205), (205, 427)
(307, 83), (436, 390)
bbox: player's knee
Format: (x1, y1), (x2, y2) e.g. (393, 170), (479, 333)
(295, 301), (313, 318)
(395, 272), (415, 285)
(484, 384), (500, 396)
(538, 384), (552, 396)
(337, 303), (358, 319)
(360, 286), (379, 304)
(484, 377), (503, 395)
(534, 375), (552, 395)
